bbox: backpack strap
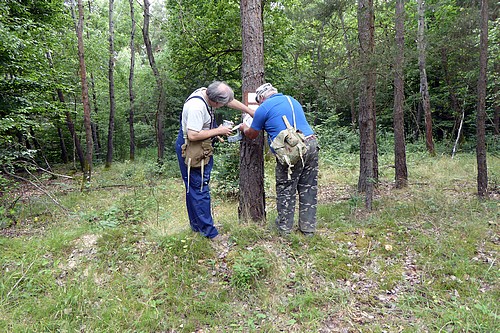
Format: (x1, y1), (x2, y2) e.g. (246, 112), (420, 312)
(285, 96), (305, 171)
(286, 96), (297, 130)
(183, 94), (213, 193)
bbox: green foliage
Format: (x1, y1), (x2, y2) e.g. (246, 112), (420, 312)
(230, 247), (272, 290)
(314, 113), (360, 165)
(212, 143), (240, 199)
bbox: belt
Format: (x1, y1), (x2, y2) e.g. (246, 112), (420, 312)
(304, 134), (317, 142)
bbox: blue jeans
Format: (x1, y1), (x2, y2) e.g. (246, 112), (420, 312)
(175, 130), (218, 238)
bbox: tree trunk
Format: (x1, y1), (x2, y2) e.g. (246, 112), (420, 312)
(65, 96), (85, 171)
(105, 0), (116, 168)
(76, 0), (93, 184)
(394, 0), (407, 189)
(357, 0), (377, 211)
(84, 2), (101, 161)
(239, 0), (266, 222)
(128, 0), (136, 161)
(46, 50), (84, 169)
(143, 0), (165, 161)
(494, 63), (499, 136)
(339, 11), (357, 128)
(90, 74), (101, 159)
(57, 127), (69, 164)
(440, 48), (462, 141)
(417, 0), (435, 156)
(476, 0), (488, 198)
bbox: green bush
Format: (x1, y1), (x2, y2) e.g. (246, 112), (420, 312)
(230, 247), (271, 290)
(212, 143), (240, 199)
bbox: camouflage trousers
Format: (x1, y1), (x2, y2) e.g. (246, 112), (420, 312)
(275, 137), (318, 234)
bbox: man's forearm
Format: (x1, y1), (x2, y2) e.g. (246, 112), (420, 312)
(226, 99), (254, 117)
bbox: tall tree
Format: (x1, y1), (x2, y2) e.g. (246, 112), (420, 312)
(476, 0), (488, 198)
(357, 0), (377, 210)
(105, 0), (116, 168)
(46, 50), (85, 170)
(494, 63), (499, 136)
(76, 0), (93, 184)
(128, 0), (136, 161)
(339, 9), (357, 128)
(394, 0), (407, 188)
(239, 0), (266, 222)
(417, 0), (435, 156)
(142, 0), (166, 161)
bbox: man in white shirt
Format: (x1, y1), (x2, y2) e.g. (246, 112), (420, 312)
(175, 81), (252, 239)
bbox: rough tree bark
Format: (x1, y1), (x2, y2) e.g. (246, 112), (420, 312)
(339, 11), (357, 128)
(76, 0), (93, 185)
(143, 0), (166, 161)
(357, 0), (377, 210)
(394, 0), (408, 189)
(128, 0), (136, 161)
(494, 63), (499, 136)
(46, 50), (84, 169)
(105, 0), (116, 168)
(417, 0), (435, 156)
(476, 0), (488, 198)
(239, 0), (266, 222)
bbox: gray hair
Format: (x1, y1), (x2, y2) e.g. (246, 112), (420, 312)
(206, 81), (234, 105)
(255, 83), (278, 103)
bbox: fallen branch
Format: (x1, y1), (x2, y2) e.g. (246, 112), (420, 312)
(3, 167), (68, 213)
(36, 166), (74, 179)
(5, 259), (36, 301)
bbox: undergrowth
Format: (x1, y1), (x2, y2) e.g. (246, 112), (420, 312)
(0, 149), (498, 332)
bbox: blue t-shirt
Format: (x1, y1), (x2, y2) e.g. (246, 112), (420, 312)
(251, 93), (314, 145)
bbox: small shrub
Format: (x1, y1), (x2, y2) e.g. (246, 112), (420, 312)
(212, 143), (240, 199)
(230, 247), (271, 290)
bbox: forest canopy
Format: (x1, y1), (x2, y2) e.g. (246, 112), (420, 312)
(0, 0), (498, 174)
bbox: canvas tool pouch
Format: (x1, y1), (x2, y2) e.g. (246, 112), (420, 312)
(270, 115), (307, 180)
(181, 138), (213, 168)
(181, 138), (213, 191)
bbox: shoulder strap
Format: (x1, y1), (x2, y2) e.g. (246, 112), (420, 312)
(185, 95), (210, 111)
(285, 96), (297, 130)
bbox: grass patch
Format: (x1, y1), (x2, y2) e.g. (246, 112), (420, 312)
(1, 151), (498, 332)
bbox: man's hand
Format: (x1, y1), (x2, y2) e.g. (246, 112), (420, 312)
(240, 123), (259, 140)
(216, 124), (233, 137)
(187, 125), (233, 141)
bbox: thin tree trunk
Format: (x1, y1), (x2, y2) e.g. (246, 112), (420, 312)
(417, 0), (435, 156)
(239, 0), (266, 222)
(105, 0), (116, 168)
(476, 0), (488, 197)
(441, 48), (462, 140)
(57, 127), (69, 164)
(90, 74), (101, 159)
(452, 110), (465, 158)
(413, 101), (422, 141)
(29, 129), (52, 172)
(128, 0), (136, 161)
(357, 0), (376, 210)
(76, 0), (93, 184)
(339, 11), (357, 128)
(65, 95), (86, 171)
(46, 50), (84, 169)
(494, 63), (499, 136)
(394, 0), (408, 189)
(84, 1), (101, 160)
(143, 0), (165, 161)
